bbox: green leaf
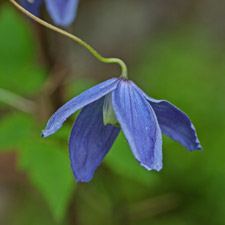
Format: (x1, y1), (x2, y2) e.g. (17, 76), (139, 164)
(0, 113), (32, 152)
(0, 3), (46, 96)
(18, 139), (75, 222)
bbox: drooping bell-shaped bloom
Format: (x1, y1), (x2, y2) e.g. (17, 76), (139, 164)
(42, 78), (202, 182)
(20, 0), (79, 26)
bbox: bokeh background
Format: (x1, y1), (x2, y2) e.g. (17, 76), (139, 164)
(0, 0), (225, 224)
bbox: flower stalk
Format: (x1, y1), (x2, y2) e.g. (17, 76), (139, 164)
(9, 0), (128, 78)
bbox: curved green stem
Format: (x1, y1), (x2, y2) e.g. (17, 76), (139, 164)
(9, 0), (128, 78)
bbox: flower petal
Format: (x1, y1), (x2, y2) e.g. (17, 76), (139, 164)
(112, 80), (162, 171)
(69, 97), (120, 182)
(145, 96), (202, 151)
(45, 0), (79, 26)
(20, 0), (43, 17)
(42, 78), (119, 137)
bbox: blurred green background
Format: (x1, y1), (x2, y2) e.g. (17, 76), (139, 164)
(0, 0), (225, 225)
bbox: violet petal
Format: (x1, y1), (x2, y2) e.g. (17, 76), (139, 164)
(69, 97), (120, 182)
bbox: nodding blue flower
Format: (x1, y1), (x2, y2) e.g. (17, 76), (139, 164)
(20, 0), (79, 26)
(42, 78), (202, 182)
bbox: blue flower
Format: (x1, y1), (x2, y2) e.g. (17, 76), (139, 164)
(20, 0), (79, 26)
(42, 78), (202, 182)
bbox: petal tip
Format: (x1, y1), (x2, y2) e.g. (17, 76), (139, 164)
(187, 137), (203, 151)
(41, 130), (50, 138)
(141, 163), (152, 171)
(75, 174), (92, 183)
(191, 143), (203, 151)
(140, 161), (163, 172)
(154, 164), (163, 172)
(196, 142), (203, 151)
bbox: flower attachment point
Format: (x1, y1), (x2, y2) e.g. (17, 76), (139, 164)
(42, 78), (202, 182)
